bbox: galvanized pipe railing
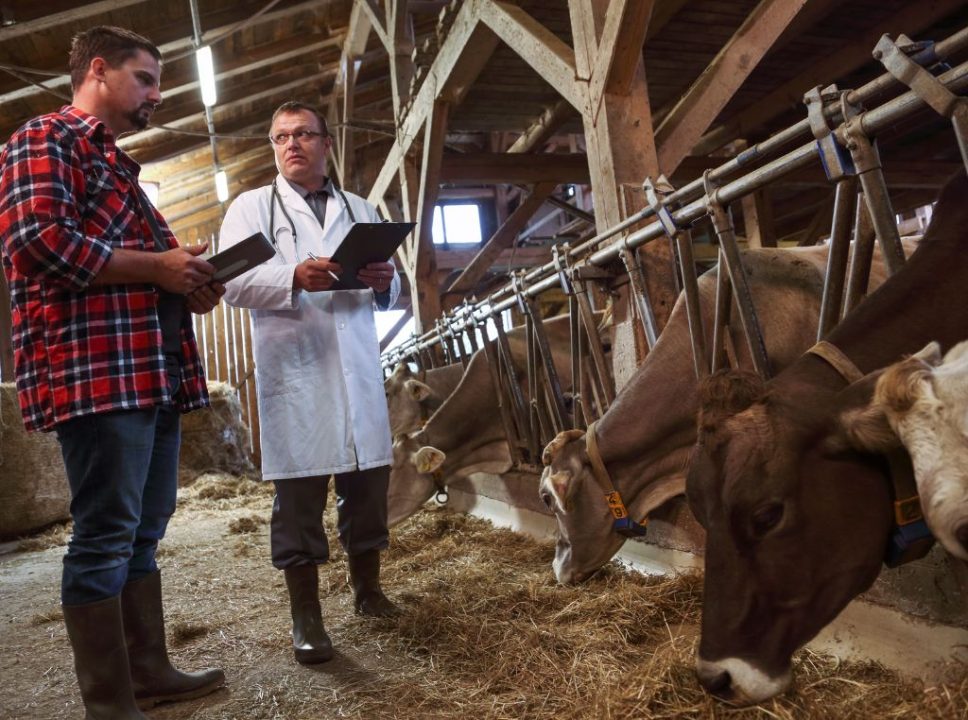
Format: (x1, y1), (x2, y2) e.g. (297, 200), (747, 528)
(383, 43), (968, 368)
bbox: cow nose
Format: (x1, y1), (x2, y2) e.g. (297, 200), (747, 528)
(955, 522), (968, 554)
(699, 668), (732, 696)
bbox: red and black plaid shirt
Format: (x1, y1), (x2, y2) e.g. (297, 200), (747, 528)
(0, 105), (208, 432)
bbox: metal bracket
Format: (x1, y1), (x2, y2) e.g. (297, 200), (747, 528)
(874, 33), (968, 172)
(510, 272), (528, 315)
(804, 84), (856, 181)
(643, 175), (679, 238)
(551, 243), (574, 295)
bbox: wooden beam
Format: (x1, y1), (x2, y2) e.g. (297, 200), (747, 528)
(796, 194), (834, 247)
(367, 0), (492, 204)
(359, 0), (390, 47)
(435, 245), (551, 272)
(443, 181), (557, 300)
(440, 152), (590, 184)
(411, 100), (450, 331)
(0, 0), (147, 41)
(590, 0), (654, 102)
(387, 0), (416, 117)
(507, 100), (576, 154)
(477, 0), (582, 111)
(656, 0), (811, 174)
(693, 0), (967, 155)
(570, 0), (676, 331)
(741, 188), (776, 248)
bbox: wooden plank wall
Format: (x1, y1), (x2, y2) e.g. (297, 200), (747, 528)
(191, 302), (260, 463)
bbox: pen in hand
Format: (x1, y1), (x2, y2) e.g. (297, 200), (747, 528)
(306, 252), (340, 283)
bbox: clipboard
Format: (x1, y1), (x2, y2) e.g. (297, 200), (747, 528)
(208, 232), (276, 283)
(329, 222), (414, 290)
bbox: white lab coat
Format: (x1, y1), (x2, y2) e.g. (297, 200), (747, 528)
(218, 174), (401, 481)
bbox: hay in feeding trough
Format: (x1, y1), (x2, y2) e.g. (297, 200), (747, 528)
(330, 508), (967, 720)
(2, 483), (964, 720)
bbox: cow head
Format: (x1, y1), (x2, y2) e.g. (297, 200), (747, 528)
(540, 427), (686, 585)
(686, 370), (892, 705)
(539, 429), (623, 584)
(385, 363), (435, 436)
(388, 430), (515, 527)
(388, 431), (446, 527)
(839, 341), (968, 561)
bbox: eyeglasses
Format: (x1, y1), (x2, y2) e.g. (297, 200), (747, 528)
(268, 130), (325, 145)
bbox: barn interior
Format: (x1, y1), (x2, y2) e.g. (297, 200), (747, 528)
(1, 1), (967, 718)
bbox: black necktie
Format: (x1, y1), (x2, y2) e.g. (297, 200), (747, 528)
(305, 190), (328, 228)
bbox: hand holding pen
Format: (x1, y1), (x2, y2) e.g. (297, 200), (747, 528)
(293, 252), (342, 292)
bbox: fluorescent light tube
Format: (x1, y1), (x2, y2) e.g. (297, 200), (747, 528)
(215, 170), (229, 202)
(195, 45), (217, 107)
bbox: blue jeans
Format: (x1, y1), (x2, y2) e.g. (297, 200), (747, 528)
(55, 364), (182, 605)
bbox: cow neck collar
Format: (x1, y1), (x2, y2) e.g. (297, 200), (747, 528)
(585, 421), (648, 538)
(807, 341), (864, 384)
(807, 341), (933, 566)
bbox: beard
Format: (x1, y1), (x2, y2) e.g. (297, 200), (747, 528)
(124, 103), (154, 131)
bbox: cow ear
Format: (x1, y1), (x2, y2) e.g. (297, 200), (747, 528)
(698, 370), (768, 434)
(876, 354), (933, 414)
(832, 404), (898, 454)
(414, 445), (446, 474)
(913, 341), (942, 366)
(542, 429), (586, 466)
(405, 379), (432, 401)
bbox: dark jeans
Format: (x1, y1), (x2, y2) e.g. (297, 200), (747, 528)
(55, 362), (181, 606)
(270, 465), (390, 569)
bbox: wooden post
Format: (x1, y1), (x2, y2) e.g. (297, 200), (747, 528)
(0, 271), (13, 382)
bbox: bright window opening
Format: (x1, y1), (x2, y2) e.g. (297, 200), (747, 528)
(432, 203), (482, 246)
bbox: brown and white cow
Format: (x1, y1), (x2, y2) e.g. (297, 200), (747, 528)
(388, 313), (590, 527)
(539, 241), (903, 584)
(385, 362), (465, 437)
(840, 339), (968, 561)
(687, 171), (968, 705)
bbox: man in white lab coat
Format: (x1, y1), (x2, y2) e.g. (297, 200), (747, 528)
(218, 101), (401, 664)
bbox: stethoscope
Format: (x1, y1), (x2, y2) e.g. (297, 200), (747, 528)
(268, 178), (357, 250)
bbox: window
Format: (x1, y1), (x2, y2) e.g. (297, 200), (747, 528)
(432, 203), (483, 246)
(375, 310), (414, 354)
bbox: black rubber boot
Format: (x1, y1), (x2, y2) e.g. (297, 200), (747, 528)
(283, 564), (334, 664)
(120, 570), (225, 709)
(62, 596), (147, 719)
(347, 549), (400, 617)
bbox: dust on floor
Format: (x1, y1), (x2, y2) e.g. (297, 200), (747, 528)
(0, 472), (964, 720)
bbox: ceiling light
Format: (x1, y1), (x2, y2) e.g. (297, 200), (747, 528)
(195, 45), (217, 107)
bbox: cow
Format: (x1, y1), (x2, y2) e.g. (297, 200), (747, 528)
(385, 362), (465, 436)
(539, 241), (905, 585)
(388, 312), (598, 527)
(839, 339), (968, 561)
(686, 171), (968, 705)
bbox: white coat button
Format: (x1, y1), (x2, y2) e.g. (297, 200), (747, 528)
(338, 322), (345, 330)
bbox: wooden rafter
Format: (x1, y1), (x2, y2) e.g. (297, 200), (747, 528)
(440, 153), (590, 184)
(589, 0), (654, 104)
(477, 0), (582, 111)
(443, 181), (557, 302)
(507, 99), (575, 154)
(693, 0), (967, 155)
(655, 0), (811, 174)
(410, 99), (450, 330)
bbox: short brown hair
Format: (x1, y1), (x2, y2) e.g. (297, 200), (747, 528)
(270, 101), (330, 137)
(69, 26), (161, 91)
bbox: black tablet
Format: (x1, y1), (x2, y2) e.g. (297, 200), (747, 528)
(329, 222), (414, 290)
(208, 232), (276, 283)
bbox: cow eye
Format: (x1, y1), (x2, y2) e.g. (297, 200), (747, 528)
(540, 490), (553, 509)
(751, 502), (784, 538)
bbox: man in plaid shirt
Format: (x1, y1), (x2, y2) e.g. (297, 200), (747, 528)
(0, 26), (226, 718)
